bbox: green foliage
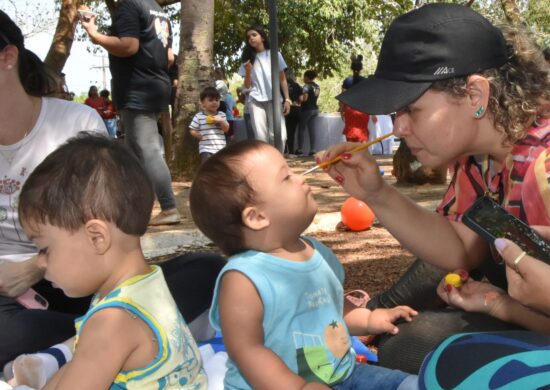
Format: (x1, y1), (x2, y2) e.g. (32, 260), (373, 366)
(423, 0), (549, 47)
(212, 0), (413, 78)
(524, 0), (550, 47)
(73, 93), (89, 104)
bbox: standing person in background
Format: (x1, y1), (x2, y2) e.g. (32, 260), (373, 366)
(297, 70), (320, 156)
(81, 0), (181, 226)
(84, 85), (105, 116)
(215, 80), (236, 142)
(239, 25), (291, 148)
(189, 86), (229, 163)
(99, 89), (118, 138)
(341, 56), (370, 143)
(284, 68), (302, 155)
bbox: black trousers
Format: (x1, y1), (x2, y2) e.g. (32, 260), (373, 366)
(285, 107), (300, 154)
(0, 252), (226, 366)
(367, 259), (520, 374)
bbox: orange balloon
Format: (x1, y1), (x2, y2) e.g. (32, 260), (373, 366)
(341, 197), (375, 231)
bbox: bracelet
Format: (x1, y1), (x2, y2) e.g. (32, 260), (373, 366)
(285, 99), (292, 104)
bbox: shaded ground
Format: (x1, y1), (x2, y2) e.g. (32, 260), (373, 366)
(148, 155), (449, 295)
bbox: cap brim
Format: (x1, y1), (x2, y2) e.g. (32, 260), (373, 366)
(337, 77), (432, 115)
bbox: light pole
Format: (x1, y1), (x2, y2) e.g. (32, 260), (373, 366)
(268, 0), (283, 153)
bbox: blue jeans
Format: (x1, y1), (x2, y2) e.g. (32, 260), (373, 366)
(332, 363), (417, 390)
(120, 109), (177, 210)
(298, 109), (319, 153)
(103, 118), (118, 138)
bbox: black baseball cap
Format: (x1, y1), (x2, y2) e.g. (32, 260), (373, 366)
(338, 4), (509, 114)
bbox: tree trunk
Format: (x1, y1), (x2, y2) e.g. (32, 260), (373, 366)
(173, 0), (215, 178)
(499, 0), (523, 25)
(44, 0), (80, 74)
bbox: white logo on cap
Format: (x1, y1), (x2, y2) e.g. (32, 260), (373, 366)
(434, 67), (455, 75)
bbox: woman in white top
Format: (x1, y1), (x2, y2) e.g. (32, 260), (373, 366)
(0, 10), (110, 367)
(239, 25), (291, 148)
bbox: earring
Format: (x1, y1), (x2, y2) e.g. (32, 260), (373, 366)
(474, 106), (484, 118)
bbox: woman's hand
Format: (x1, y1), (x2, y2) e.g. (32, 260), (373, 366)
(317, 143), (386, 201)
(0, 256), (44, 298)
(496, 231), (550, 316)
(437, 269), (507, 316)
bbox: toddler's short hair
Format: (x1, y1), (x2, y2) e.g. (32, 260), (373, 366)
(19, 132), (154, 236)
(190, 140), (269, 255)
(200, 86), (220, 101)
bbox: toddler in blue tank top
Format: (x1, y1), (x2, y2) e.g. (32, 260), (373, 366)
(190, 140), (419, 389)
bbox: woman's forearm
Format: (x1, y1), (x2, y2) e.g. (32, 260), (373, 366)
(492, 295), (550, 334)
(366, 184), (486, 270)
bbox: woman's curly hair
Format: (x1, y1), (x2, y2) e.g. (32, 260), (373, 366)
(431, 25), (550, 144)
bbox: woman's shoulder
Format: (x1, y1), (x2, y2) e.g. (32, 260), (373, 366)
(40, 98), (106, 134)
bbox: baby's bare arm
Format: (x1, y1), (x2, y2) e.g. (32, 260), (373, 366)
(43, 308), (153, 390)
(220, 271), (330, 390)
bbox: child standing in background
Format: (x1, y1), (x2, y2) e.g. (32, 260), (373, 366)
(190, 140), (418, 390)
(190, 86), (230, 163)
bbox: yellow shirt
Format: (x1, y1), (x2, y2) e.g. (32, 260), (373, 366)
(75, 266), (207, 389)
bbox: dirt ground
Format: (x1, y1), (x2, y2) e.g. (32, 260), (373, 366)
(148, 155), (449, 296)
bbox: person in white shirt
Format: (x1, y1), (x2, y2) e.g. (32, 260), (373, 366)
(239, 25), (291, 149)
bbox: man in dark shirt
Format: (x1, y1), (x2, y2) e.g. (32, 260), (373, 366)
(82, 0), (180, 225)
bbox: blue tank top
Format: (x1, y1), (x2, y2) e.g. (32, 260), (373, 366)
(210, 237), (355, 389)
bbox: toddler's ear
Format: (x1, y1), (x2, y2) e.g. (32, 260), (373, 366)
(84, 219), (111, 255)
(242, 206), (270, 231)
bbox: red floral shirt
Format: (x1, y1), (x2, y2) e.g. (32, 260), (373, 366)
(438, 118), (550, 225)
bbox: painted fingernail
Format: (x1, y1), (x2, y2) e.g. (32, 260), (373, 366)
(494, 238), (508, 253)
(459, 270), (469, 279)
(315, 157), (321, 164)
(445, 284), (452, 293)
(341, 153), (352, 160)
(336, 175), (344, 184)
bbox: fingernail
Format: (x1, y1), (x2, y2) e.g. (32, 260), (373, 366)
(336, 175), (344, 184)
(494, 238), (508, 253)
(445, 284), (452, 293)
(341, 153), (352, 160)
(315, 157), (320, 164)
(459, 270), (469, 279)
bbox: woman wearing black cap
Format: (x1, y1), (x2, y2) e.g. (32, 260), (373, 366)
(321, 3), (550, 373)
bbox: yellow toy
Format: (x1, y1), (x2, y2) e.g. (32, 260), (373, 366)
(445, 273), (463, 288)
